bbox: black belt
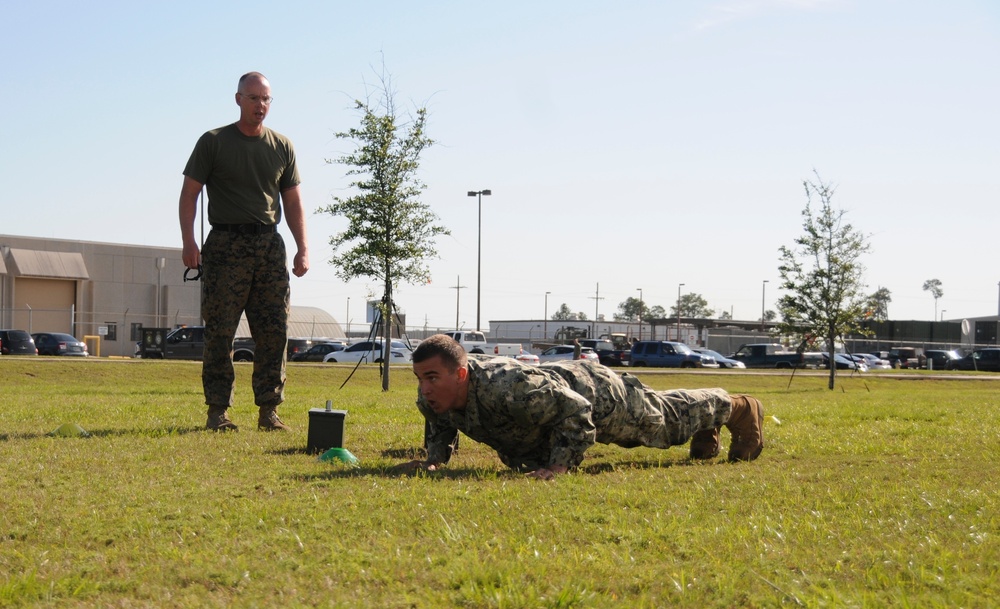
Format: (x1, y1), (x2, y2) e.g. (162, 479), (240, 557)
(212, 223), (277, 235)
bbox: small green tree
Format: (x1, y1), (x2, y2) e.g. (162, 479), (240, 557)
(777, 172), (871, 390)
(319, 70), (448, 390)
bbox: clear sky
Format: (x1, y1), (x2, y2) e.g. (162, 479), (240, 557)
(4, 0), (998, 331)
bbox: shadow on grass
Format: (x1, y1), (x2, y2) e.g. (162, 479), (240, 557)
(0, 425), (206, 442)
(292, 465), (513, 482)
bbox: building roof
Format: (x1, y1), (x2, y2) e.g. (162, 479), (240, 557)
(7, 248), (90, 279)
(236, 305), (345, 340)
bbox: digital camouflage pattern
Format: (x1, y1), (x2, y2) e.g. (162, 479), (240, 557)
(201, 230), (290, 408)
(419, 358), (733, 471)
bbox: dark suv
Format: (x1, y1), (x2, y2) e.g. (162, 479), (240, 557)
(947, 348), (1000, 372)
(0, 329), (37, 355)
(630, 341), (716, 368)
(924, 349), (961, 370)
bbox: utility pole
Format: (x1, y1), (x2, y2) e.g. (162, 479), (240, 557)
(589, 283), (604, 338)
(450, 276), (466, 331)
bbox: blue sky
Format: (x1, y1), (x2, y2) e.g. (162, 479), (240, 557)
(3, 0), (998, 330)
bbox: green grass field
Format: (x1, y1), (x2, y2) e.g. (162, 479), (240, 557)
(1, 358), (997, 608)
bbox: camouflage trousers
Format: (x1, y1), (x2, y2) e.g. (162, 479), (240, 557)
(201, 230), (289, 408)
(544, 361), (732, 449)
(606, 374), (732, 448)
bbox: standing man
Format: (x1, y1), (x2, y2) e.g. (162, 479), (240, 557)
(179, 72), (309, 432)
(395, 335), (765, 480)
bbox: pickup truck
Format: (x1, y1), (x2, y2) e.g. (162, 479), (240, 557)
(492, 343), (525, 357)
(730, 343), (813, 369)
(579, 338), (630, 367)
(441, 330), (488, 354)
(138, 326), (255, 361)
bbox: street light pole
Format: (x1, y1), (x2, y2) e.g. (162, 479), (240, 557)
(676, 283), (684, 342)
(761, 280), (769, 332)
(346, 296), (350, 337)
(636, 288), (643, 341)
(544, 291), (551, 339)
(941, 309), (947, 322)
(467, 189), (492, 332)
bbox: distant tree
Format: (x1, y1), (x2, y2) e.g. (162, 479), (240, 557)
(318, 67), (447, 390)
(922, 279), (943, 320)
(763, 310), (777, 322)
(648, 305), (667, 319)
(669, 293), (714, 318)
(614, 296), (645, 322)
(552, 304), (587, 321)
(865, 287), (892, 321)
(551, 303), (574, 321)
(718, 310), (733, 320)
(776, 172), (871, 390)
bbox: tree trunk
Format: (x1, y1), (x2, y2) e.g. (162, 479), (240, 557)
(382, 278), (391, 392)
(827, 329), (836, 390)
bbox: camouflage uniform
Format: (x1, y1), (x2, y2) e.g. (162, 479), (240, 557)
(201, 230), (289, 408)
(419, 358), (733, 471)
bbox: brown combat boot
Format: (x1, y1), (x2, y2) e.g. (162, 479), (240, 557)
(206, 406), (238, 432)
(725, 395), (764, 462)
(258, 407), (291, 432)
(689, 427), (720, 459)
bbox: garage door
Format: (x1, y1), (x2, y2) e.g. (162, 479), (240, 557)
(14, 277), (76, 333)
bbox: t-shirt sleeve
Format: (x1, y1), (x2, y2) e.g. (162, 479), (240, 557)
(182, 131), (214, 185)
(279, 140), (301, 191)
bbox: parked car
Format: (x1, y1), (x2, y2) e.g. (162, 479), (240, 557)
(514, 351), (540, 365)
(887, 347), (926, 369)
(0, 329), (37, 355)
(31, 332), (89, 356)
(537, 345), (600, 363)
(857, 353), (891, 370)
(821, 353), (866, 371)
(324, 340), (413, 364)
(844, 354), (870, 372)
(291, 342), (346, 362)
(924, 349), (962, 370)
(630, 341), (717, 368)
(692, 348), (746, 369)
(286, 338), (319, 360)
(946, 348), (1000, 372)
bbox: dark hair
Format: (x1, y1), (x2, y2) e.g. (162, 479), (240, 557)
(412, 334), (467, 370)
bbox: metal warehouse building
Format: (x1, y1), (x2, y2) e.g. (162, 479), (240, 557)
(0, 234), (344, 357)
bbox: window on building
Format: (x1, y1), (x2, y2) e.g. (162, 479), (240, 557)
(131, 323), (143, 342)
(104, 323), (117, 341)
